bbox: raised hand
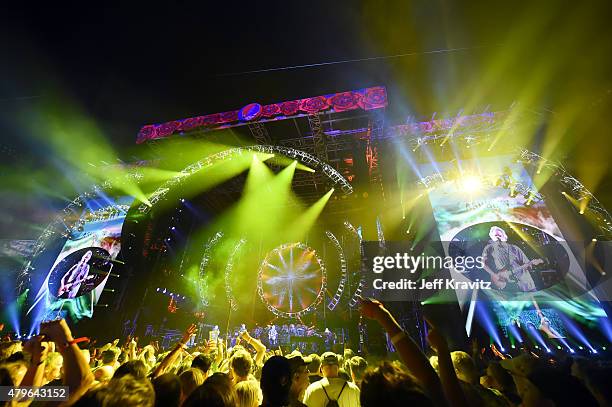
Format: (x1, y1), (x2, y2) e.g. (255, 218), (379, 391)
(23, 335), (50, 363)
(40, 319), (74, 344)
(358, 296), (387, 320)
(427, 326), (448, 353)
(180, 323), (197, 346)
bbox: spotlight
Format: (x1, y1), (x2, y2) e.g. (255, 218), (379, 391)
(592, 349), (598, 354)
(546, 348), (551, 353)
(500, 347), (505, 352)
(459, 175), (483, 193)
(579, 346), (584, 350)
(171, 227), (176, 231)
(592, 238), (597, 242)
(511, 344), (516, 349)
(603, 346), (607, 350)
(570, 348), (575, 353)
(180, 198), (185, 203)
(579, 210), (585, 215)
(163, 289), (166, 294)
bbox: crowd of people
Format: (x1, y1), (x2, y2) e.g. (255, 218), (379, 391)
(0, 298), (610, 406)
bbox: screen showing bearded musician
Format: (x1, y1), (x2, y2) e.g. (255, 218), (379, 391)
(58, 250), (95, 298)
(482, 226), (544, 292)
(47, 247), (114, 300)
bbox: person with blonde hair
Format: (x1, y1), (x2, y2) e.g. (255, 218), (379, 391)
(43, 351), (63, 384)
(235, 379), (263, 407)
(179, 368), (206, 403)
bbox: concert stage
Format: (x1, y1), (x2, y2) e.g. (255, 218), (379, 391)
(9, 86), (612, 359)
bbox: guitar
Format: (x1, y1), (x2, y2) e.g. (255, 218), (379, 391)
(490, 258), (544, 289)
(58, 274), (96, 297)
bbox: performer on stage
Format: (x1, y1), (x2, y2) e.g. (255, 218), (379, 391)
(482, 226), (543, 292)
(58, 250), (94, 298)
(268, 324), (278, 347)
(482, 226), (560, 337)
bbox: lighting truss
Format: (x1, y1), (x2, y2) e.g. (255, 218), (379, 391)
(325, 231), (347, 311)
(198, 231), (223, 307)
(345, 221), (366, 309)
(389, 111), (508, 149)
(307, 113), (329, 162)
(248, 122), (272, 144)
(366, 110), (385, 194)
(518, 149), (612, 237)
(224, 238), (246, 311)
(376, 216), (386, 248)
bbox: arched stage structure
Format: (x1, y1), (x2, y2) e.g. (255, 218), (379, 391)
(14, 86), (612, 356)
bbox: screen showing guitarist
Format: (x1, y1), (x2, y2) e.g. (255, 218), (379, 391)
(482, 226), (544, 291)
(58, 250), (95, 298)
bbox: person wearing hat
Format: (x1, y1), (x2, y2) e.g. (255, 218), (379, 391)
(287, 353), (312, 407)
(303, 352), (360, 407)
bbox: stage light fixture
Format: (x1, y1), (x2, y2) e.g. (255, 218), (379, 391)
(459, 175), (483, 193)
(592, 238), (597, 242)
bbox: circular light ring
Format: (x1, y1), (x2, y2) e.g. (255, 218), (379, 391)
(257, 242), (327, 318)
(325, 231), (347, 311)
(198, 231), (223, 307)
(517, 149), (612, 236)
(225, 238), (246, 311)
(137, 145), (353, 214)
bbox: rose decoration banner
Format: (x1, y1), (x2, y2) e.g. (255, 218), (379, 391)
(136, 86), (388, 143)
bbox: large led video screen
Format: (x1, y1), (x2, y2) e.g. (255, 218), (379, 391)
(27, 195), (133, 324)
(418, 155), (606, 336)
